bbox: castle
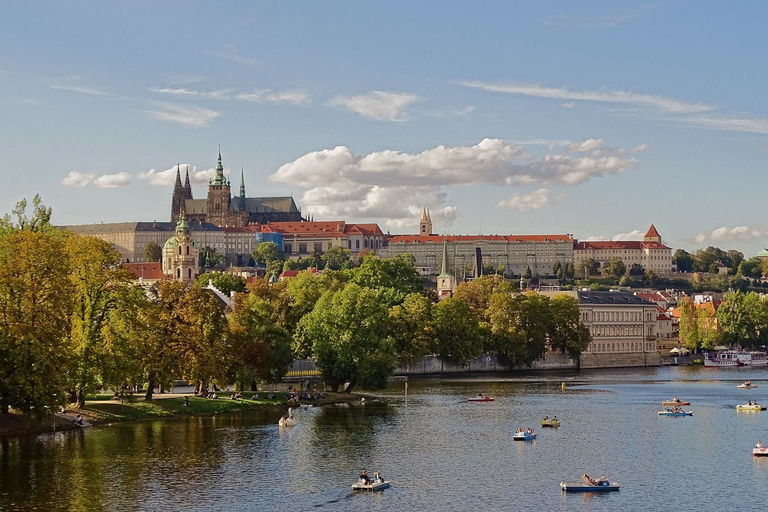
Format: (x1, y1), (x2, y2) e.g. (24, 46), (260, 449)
(171, 148), (303, 227)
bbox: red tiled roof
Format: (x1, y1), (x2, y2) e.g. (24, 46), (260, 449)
(124, 262), (164, 280)
(645, 223), (660, 238)
(574, 240), (670, 250)
(389, 234), (573, 244)
(244, 221), (383, 237)
(279, 268), (322, 279)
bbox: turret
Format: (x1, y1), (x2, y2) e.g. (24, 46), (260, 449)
(171, 164), (184, 222)
(183, 166), (193, 199)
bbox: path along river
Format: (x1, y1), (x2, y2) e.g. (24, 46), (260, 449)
(3, 365), (768, 511)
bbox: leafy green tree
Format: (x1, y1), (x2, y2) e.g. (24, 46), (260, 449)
(553, 260), (564, 280)
(454, 275), (513, 322)
(580, 258), (599, 278)
(717, 291), (768, 349)
(66, 235), (133, 408)
(692, 246), (729, 273)
(679, 296), (701, 351)
(514, 292), (552, 365)
(565, 261), (576, 280)
(0, 230), (72, 416)
(548, 295), (592, 360)
(0, 195), (54, 236)
(673, 249), (693, 272)
(727, 250), (744, 275)
(487, 292), (526, 365)
(196, 272), (246, 295)
(388, 293), (433, 364)
(285, 270), (343, 341)
(199, 246), (224, 271)
(295, 284), (397, 392)
(738, 257), (763, 278)
(629, 263), (644, 276)
(601, 257), (626, 278)
(431, 297), (482, 364)
(351, 254), (424, 298)
(322, 245), (353, 270)
(143, 241), (162, 262)
(228, 292), (293, 387)
(523, 265), (532, 279)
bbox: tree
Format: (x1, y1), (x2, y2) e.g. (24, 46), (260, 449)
(523, 265), (532, 279)
(548, 295), (592, 361)
(294, 284), (397, 392)
(601, 257), (626, 279)
(580, 258), (599, 278)
(628, 263), (645, 276)
(727, 250), (744, 275)
(513, 292), (552, 366)
(553, 260), (564, 281)
(143, 241), (162, 262)
(738, 257), (763, 278)
(199, 246), (224, 271)
(678, 296), (701, 351)
(431, 297), (482, 364)
(66, 235), (133, 408)
(717, 291), (768, 349)
(0, 230), (72, 416)
(388, 293), (433, 364)
(454, 275), (513, 322)
(196, 272), (246, 295)
(351, 254), (424, 298)
(321, 246), (352, 270)
(0, 195), (54, 236)
(673, 249), (693, 273)
(692, 246), (729, 273)
(565, 261), (576, 280)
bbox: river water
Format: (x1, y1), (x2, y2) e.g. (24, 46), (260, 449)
(2, 365), (767, 511)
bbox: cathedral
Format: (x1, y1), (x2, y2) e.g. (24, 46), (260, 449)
(171, 148), (303, 227)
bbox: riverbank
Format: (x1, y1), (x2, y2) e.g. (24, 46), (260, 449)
(0, 391), (365, 438)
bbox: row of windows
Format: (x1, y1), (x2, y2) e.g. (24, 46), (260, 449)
(591, 325), (643, 337)
(588, 342), (656, 352)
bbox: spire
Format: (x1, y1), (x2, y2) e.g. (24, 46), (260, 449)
(211, 145), (228, 186)
(171, 164), (184, 222)
(420, 207), (428, 223)
(239, 165), (246, 199)
(439, 237), (451, 277)
(174, 164), (182, 188)
(427, 208), (432, 223)
(183, 165), (193, 199)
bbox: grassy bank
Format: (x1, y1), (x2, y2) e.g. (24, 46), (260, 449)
(0, 391), (364, 438)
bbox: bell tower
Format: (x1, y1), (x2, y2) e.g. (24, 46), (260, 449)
(207, 146), (232, 226)
(419, 207), (433, 236)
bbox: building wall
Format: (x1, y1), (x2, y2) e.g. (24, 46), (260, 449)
(578, 302), (658, 356)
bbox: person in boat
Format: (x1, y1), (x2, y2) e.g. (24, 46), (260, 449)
(360, 470), (371, 484)
(582, 474), (596, 486)
(553, 416), (558, 423)
(757, 440), (764, 449)
(543, 416), (549, 421)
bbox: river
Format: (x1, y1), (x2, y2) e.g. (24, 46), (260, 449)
(2, 365), (767, 511)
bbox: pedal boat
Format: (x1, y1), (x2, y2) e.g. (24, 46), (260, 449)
(513, 431), (536, 441)
(278, 408), (297, 427)
(541, 419), (560, 427)
(468, 395), (494, 402)
(560, 481), (620, 492)
(737, 382), (758, 389)
(352, 479), (391, 491)
(754, 445), (768, 457)
(658, 408), (692, 416)
(737, 403), (767, 411)
(661, 399), (691, 406)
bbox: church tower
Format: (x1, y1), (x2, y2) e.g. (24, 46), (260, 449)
(162, 212), (199, 284)
(419, 207), (433, 236)
(644, 223), (662, 244)
(436, 238), (456, 299)
(170, 164), (184, 222)
(207, 146), (232, 226)
(183, 166), (193, 200)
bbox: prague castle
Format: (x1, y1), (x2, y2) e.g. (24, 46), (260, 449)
(171, 147), (303, 227)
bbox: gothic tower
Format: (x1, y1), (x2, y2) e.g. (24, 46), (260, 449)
(183, 166), (193, 200)
(437, 238), (456, 298)
(207, 146), (232, 226)
(239, 165), (246, 199)
(419, 207), (433, 236)
(170, 164), (184, 222)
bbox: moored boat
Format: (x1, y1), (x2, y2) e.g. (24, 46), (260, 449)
(658, 408), (692, 416)
(704, 351), (743, 367)
(662, 398), (691, 406)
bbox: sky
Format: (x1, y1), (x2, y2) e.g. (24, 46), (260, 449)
(2, 2), (768, 256)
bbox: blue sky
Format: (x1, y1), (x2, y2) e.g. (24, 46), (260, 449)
(2, 2), (768, 255)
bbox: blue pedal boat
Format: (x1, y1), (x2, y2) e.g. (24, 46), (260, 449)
(658, 408), (692, 416)
(513, 431), (536, 441)
(561, 481), (620, 492)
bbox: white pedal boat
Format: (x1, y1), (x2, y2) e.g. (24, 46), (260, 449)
(352, 480), (390, 491)
(737, 403), (767, 411)
(754, 445), (768, 457)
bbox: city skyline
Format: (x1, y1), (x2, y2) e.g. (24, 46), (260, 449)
(2, 3), (768, 255)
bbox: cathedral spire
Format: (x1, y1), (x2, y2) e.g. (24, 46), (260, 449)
(171, 163), (184, 222)
(211, 145), (227, 186)
(183, 165), (193, 199)
(239, 165), (246, 199)
(439, 237), (451, 277)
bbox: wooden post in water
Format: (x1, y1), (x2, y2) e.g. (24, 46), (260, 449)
(405, 382), (408, 398)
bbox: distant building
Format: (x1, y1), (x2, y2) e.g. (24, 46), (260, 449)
(171, 148), (302, 227)
(253, 220), (385, 258)
(573, 224), (673, 275)
(123, 262), (164, 286)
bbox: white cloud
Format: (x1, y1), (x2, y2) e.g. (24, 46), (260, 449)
(611, 229), (645, 241)
(427, 105), (475, 118)
(497, 188), (550, 211)
(678, 115), (768, 135)
(271, 138), (640, 226)
(49, 84), (106, 96)
(561, 101), (575, 108)
(205, 50), (259, 67)
(141, 102), (220, 127)
(456, 81), (712, 114)
(61, 170), (130, 188)
(567, 138), (603, 153)
(327, 90), (418, 121)
(138, 165), (224, 186)
(151, 87), (310, 105)
(693, 225), (768, 244)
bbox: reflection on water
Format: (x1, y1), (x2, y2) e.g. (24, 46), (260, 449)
(3, 366), (768, 511)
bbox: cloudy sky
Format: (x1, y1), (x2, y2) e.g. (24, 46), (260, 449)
(2, 2), (768, 255)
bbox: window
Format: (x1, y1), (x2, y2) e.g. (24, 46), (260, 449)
(176, 268), (180, 278)
(186, 246), (189, 255)
(188, 268), (192, 278)
(314, 243), (323, 253)
(178, 246), (182, 255)
(356, 240), (360, 249)
(284, 244), (293, 253)
(299, 243), (307, 254)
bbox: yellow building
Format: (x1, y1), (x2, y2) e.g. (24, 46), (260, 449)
(162, 214), (199, 284)
(573, 224), (673, 275)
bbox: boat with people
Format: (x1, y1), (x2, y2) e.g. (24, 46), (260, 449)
(352, 471), (390, 491)
(662, 397), (691, 406)
(658, 407), (693, 416)
(278, 408), (297, 427)
(513, 428), (536, 441)
(737, 402), (766, 411)
(541, 417), (560, 427)
(737, 381), (758, 389)
(468, 394), (494, 402)
(560, 474), (620, 492)
(705, 350), (768, 367)
(754, 441), (768, 457)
